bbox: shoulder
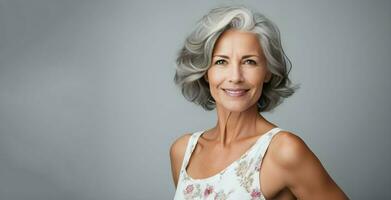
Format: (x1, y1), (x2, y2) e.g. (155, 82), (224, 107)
(269, 130), (315, 169)
(169, 132), (194, 187)
(268, 131), (349, 199)
(170, 133), (192, 155)
(169, 132), (193, 159)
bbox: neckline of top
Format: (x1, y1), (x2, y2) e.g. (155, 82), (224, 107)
(183, 127), (280, 182)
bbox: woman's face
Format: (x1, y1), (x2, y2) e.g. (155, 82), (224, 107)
(205, 29), (271, 112)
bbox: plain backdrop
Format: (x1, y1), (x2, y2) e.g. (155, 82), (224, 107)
(0, 0), (390, 199)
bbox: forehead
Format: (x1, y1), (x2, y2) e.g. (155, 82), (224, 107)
(213, 29), (262, 54)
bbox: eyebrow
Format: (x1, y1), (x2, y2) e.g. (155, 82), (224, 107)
(213, 55), (259, 59)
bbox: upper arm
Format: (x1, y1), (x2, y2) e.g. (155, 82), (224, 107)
(169, 133), (192, 188)
(270, 132), (349, 200)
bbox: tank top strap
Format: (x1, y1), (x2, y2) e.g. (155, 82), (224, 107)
(246, 127), (285, 169)
(179, 130), (204, 173)
(259, 127), (284, 157)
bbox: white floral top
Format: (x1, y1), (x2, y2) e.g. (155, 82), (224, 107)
(173, 127), (284, 200)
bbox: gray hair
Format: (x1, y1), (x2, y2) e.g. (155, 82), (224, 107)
(174, 5), (300, 112)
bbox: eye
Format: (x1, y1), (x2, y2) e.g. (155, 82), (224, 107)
(244, 60), (257, 65)
(214, 59), (227, 65)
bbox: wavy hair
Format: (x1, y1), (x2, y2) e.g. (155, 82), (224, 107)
(174, 5), (300, 112)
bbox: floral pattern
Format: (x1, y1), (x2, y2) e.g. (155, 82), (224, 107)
(250, 188), (262, 200)
(214, 189), (234, 200)
(183, 184), (202, 200)
(204, 185), (214, 197)
(174, 129), (281, 200)
(235, 157), (257, 193)
(181, 183), (234, 200)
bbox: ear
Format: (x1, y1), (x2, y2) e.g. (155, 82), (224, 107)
(204, 73), (209, 82)
(264, 71), (272, 83)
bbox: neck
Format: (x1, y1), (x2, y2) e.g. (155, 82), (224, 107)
(213, 103), (271, 146)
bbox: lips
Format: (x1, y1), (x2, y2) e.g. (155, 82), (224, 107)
(224, 88), (249, 91)
(223, 88), (249, 97)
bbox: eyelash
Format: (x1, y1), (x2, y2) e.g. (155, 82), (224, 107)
(214, 59), (257, 65)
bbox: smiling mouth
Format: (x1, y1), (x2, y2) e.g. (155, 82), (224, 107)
(223, 89), (250, 97)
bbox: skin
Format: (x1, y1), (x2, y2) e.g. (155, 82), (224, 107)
(170, 29), (349, 199)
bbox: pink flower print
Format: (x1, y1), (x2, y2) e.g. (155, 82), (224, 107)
(204, 185), (214, 197)
(251, 188), (261, 200)
(185, 184), (194, 194)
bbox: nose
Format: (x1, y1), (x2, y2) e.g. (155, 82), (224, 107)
(228, 62), (244, 83)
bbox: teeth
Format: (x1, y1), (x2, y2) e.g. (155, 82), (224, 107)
(226, 90), (245, 93)
(224, 89), (248, 96)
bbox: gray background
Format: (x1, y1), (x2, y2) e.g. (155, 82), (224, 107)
(0, 0), (390, 199)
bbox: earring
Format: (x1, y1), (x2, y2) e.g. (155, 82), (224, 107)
(257, 98), (266, 108)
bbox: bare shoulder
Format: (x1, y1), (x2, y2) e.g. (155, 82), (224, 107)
(169, 132), (193, 187)
(268, 131), (349, 199)
(169, 132), (193, 160)
(268, 130), (315, 169)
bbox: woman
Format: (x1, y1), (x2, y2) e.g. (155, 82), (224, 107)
(170, 5), (348, 200)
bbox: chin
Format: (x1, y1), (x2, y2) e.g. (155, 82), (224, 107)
(221, 103), (251, 113)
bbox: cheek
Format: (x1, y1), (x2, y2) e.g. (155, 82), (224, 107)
(207, 69), (224, 87)
(247, 69), (267, 85)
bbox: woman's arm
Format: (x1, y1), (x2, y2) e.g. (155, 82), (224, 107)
(270, 132), (349, 200)
(169, 133), (192, 188)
